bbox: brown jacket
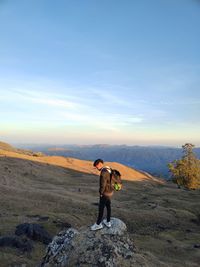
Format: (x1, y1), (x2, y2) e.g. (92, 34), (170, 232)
(99, 167), (114, 197)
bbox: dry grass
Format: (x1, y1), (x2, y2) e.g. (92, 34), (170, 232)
(0, 148), (163, 183)
(0, 154), (200, 266)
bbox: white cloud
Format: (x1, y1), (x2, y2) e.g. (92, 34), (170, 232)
(27, 96), (78, 109)
(2, 88), (82, 110)
(61, 110), (143, 132)
(0, 82), (144, 133)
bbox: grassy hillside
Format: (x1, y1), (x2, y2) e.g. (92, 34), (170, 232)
(0, 141), (16, 151)
(0, 148), (162, 183)
(23, 144), (200, 178)
(0, 150), (200, 266)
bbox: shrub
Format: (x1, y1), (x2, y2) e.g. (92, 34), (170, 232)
(168, 143), (200, 189)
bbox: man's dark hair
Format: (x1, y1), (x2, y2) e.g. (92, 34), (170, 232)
(93, 158), (104, 167)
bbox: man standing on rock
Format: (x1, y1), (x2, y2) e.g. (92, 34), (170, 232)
(91, 158), (114, 231)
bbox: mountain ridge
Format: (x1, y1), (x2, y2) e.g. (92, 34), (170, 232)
(0, 146), (163, 184)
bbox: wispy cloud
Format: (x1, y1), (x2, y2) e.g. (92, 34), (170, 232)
(20, 91), (79, 109)
(30, 98), (77, 109)
(1, 88), (82, 110)
(0, 84), (144, 133)
(61, 110), (143, 132)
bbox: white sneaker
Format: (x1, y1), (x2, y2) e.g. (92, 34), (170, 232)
(90, 223), (103, 231)
(103, 219), (112, 228)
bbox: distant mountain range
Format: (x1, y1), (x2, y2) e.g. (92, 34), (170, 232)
(16, 144), (200, 179)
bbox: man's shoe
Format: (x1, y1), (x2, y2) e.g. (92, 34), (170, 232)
(103, 219), (112, 228)
(90, 223), (103, 231)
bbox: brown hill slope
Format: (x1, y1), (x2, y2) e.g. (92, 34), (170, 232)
(0, 141), (16, 151)
(0, 148), (164, 183)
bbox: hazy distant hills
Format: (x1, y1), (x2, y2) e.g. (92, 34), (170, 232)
(17, 144), (200, 178)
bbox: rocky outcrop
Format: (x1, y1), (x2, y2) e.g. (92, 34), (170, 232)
(40, 218), (137, 267)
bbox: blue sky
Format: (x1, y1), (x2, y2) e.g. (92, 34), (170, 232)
(0, 0), (200, 146)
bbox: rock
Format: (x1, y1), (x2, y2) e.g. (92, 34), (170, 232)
(40, 228), (78, 266)
(100, 217), (127, 236)
(15, 223), (52, 245)
(0, 235), (33, 252)
(40, 217), (136, 267)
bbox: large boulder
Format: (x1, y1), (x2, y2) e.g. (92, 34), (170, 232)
(15, 223), (52, 245)
(40, 218), (137, 267)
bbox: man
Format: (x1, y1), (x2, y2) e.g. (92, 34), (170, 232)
(91, 158), (114, 231)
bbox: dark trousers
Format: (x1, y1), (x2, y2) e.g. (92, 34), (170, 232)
(96, 195), (111, 225)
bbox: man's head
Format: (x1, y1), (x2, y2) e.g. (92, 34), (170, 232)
(93, 158), (104, 171)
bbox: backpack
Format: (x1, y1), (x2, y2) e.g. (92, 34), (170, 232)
(103, 166), (122, 191)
